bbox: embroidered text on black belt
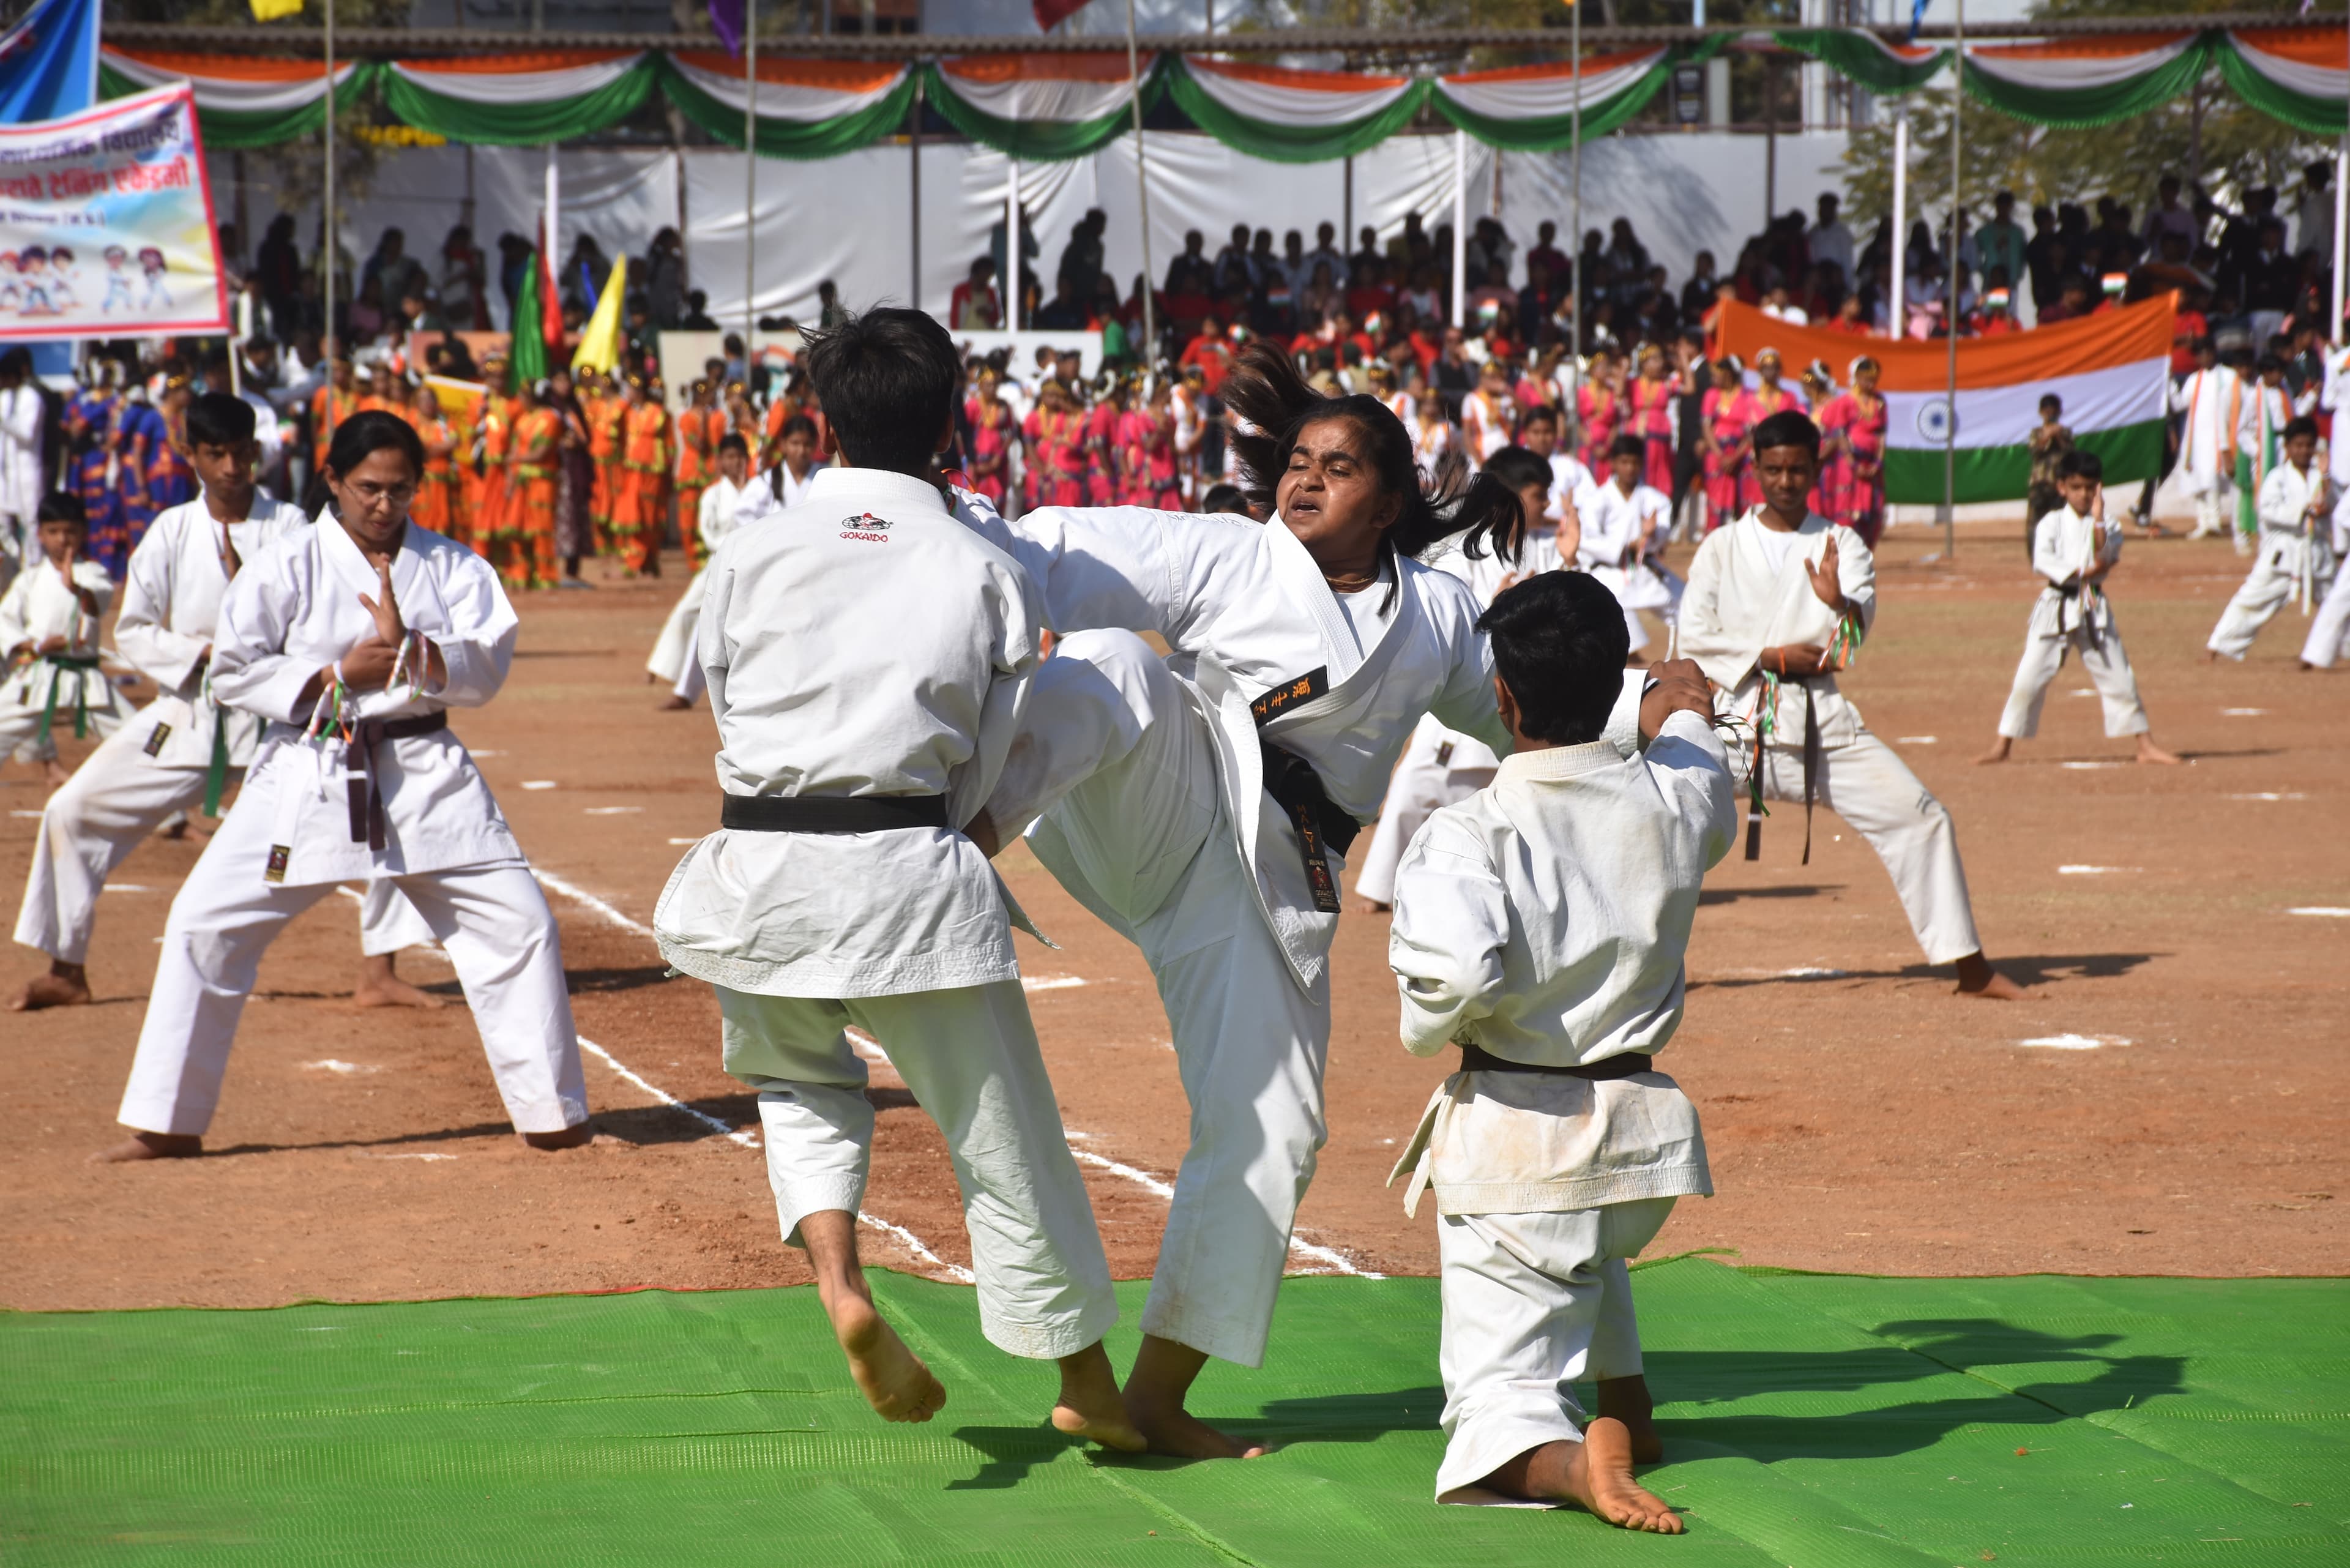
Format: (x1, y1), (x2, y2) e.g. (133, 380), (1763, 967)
(1250, 666), (1327, 726)
(345, 710), (449, 850)
(720, 794), (951, 834)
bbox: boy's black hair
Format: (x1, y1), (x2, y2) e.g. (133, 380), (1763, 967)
(1480, 444), (1552, 497)
(1479, 572), (1628, 745)
(37, 491), (86, 528)
(2256, 353), (2286, 377)
(800, 307), (959, 476)
(717, 433), (749, 458)
(778, 414), (817, 442)
(1200, 482), (1253, 516)
(1750, 409), (1822, 458)
(2038, 392), (2064, 413)
(1606, 431), (1645, 463)
(2057, 449), (2103, 482)
(1519, 403), (1559, 428)
(2285, 414), (2321, 444)
(184, 391), (257, 449)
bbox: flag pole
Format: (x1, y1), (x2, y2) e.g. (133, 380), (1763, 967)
(743, 0), (758, 360)
(322, 0), (336, 379)
(1939, 0), (1961, 561)
(1570, 0), (1581, 360)
(1125, 0), (1155, 365)
(1888, 105), (1906, 339)
(2334, 20), (2348, 343)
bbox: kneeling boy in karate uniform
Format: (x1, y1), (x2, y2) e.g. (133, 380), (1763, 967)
(1387, 572), (1730, 1528)
(652, 310), (1136, 1447)
(100, 411), (590, 1161)
(11, 393), (436, 1013)
(1979, 449), (2180, 766)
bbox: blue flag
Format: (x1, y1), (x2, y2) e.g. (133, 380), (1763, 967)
(1908, 0), (1930, 44)
(0, 0), (100, 125)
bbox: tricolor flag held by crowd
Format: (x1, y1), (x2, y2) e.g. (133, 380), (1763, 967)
(1716, 295), (2176, 506)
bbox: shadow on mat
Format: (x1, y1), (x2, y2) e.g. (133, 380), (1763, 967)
(946, 1425), (1103, 1490)
(207, 1119), (521, 1156)
(1696, 884), (1842, 906)
(1692, 952), (2158, 990)
(595, 1087), (919, 1147)
(562, 965), (676, 995)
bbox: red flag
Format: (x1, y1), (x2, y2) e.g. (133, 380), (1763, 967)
(537, 221), (562, 350)
(1032, 0), (1091, 29)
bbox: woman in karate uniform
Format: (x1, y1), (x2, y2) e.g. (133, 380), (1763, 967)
(99, 411), (590, 1161)
(957, 347), (1658, 1458)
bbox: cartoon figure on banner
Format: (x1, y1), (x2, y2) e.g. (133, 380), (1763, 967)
(48, 247), (77, 312)
(100, 245), (131, 314)
(138, 247), (170, 313)
(0, 253), (18, 315)
(18, 247), (54, 315)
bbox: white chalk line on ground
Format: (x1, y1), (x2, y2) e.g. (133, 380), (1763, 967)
(537, 872), (968, 1282)
(2018, 1034), (2132, 1050)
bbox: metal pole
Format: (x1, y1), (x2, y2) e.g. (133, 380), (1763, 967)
(1343, 155), (1353, 261)
(1889, 105), (1907, 339)
(1126, 0), (1155, 360)
(323, 0), (335, 369)
(909, 74), (922, 309)
(545, 143), (559, 303)
(1007, 161), (1021, 331)
(1570, 0), (1581, 356)
(2334, 20), (2348, 342)
(1764, 54), (1777, 228)
(744, 1), (758, 353)
(1941, 0), (1962, 559)
(1451, 129), (1467, 329)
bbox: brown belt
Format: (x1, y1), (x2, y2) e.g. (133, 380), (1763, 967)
(345, 710), (449, 850)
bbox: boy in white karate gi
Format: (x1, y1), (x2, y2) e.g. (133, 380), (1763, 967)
(652, 310), (1137, 1449)
(2295, 496), (2350, 669)
(1680, 410), (2023, 999)
(2209, 416), (2336, 661)
(98, 411), (589, 1161)
(1, 495), (127, 785)
(1979, 449), (2180, 766)
(1388, 572), (1728, 1529)
(1577, 435), (1680, 660)
(2233, 354), (2308, 553)
(649, 432), (752, 707)
(11, 394), (436, 1013)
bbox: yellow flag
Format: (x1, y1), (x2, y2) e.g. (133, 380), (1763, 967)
(570, 256), (629, 377)
(250, 0), (305, 20)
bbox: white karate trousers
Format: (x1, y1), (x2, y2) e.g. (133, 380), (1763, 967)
(1996, 621), (2150, 741)
(0, 669), (130, 763)
(1002, 629), (1334, 1368)
(2208, 537), (2333, 660)
(1434, 1198), (1675, 1501)
(2185, 482), (2234, 541)
(2298, 559), (2350, 666)
(1751, 731), (1983, 966)
(646, 568), (710, 686)
(1352, 718), (1495, 907)
(118, 794), (588, 1137)
(14, 708), (433, 965)
(720, 980), (1118, 1361)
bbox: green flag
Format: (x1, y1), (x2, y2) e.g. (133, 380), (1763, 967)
(512, 251), (548, 384)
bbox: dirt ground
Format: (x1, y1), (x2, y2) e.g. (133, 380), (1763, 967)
(3, 514), (2345, 1312)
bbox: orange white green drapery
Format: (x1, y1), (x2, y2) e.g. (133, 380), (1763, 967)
(97, 47), (369, 147)
(923, 53), (1162, 162)
(1714, 297), (2176, 506)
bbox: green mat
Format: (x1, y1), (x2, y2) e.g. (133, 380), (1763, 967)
(6, 1261), (2346, 1565)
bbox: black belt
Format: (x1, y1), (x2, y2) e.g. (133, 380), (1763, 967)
(1261, 741), (1359, 914)
(720, 793), (951, 834)
(1460, 1041), (1654, 1079)
(2046, 579), (2101, 644)
(344, 710), (448, 850)
(1745, 676), (1824, 867)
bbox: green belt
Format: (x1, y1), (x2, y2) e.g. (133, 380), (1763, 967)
(202, 707), (232, 817)
(34, 655), (100, 749)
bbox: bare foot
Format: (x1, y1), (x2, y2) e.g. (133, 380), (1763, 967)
(1349, 895), (1392, 914)
(1496, 1420), (1683, 1532)
(1596, 1375), (1663, 1465)
(1051, 1343), (1146, 1452)
(2205, 649), (2221, 663)
(162, 816), (188, 840)
(10, 964), (91, 1011)
(830, 1292), (947, 1423)
(90, 1130), (202, 1163)
(351, 955), (442, 1009)
(521, 1123), (594, 1150)
(1954, 952), (2026, 1000)
(1974, 739), (2012, 765)
(1124, 1334), (1265, 1459)
(657, 694), (692, 711)
(2135, 737), (2182, 765)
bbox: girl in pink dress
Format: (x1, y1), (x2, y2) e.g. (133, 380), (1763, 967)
(1118, 383), (1184, 509)
(963, 371), (1013, 506)
(1021, 382), (1087, 510)
(1625, 343), (1679, 495)
(1817, 355), (1889, 546)
(1701, 356), (1750, 527)
(1576, 348), (1621, 472)
(1083, 381), (1122, 506)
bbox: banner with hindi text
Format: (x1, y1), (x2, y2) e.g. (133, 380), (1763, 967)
(0, 83), (226, 340)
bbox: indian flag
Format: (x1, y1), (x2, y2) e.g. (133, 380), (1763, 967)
(1715, 296), (2174, 505)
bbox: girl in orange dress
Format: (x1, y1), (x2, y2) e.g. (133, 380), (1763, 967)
(466, 369), (513, 561)
(308, 360), (360, 472)
(613, 376), (671, 577)
(672, 380), (719, 572)
(411, 383), (460, 541)
(584, 371), (624, 554)
(502, 379), (562, 591)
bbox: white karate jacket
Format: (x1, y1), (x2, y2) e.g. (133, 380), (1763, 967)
(1385, 712), (1733, 1217)
(208, 513), (526, 886)
(1, 555), (112, 719)
(116, 495), (310, 771)
(1577, 479), (1677, 612)
(2255, 461), (2336, 578)
(1677, 509), (1878, 751)
(959, 494), (1515, 991)
(2025, 505), (2124, 641)
(655, 468), (1045, 998)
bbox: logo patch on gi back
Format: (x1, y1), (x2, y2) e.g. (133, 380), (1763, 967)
(838, 512), (893, 543)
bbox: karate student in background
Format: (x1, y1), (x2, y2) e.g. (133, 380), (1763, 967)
(1516, 405), (1592, 539)
(2296, 493), (2350, 669)
(1, 495), (126, 788)
(652, 310), (1138, 1450)
(1387, 577), (1730, 1527)
(648, 432), (752, 709)
(1354, 445), (1561, 911)
(11, 394), (437, 1014)
(2232, 354), (2305, 552)
(1979, 450), (2180, 767)
(2209, 415), (2335, 662)
(665, 419), (816, 709)
(957, 346), (1660, 1459)
(2171, 337), (2239, 544)
(97, 412), (590, 1162)
(1576, 434), (1680, 661)
(1679, 409), (2024, 999)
